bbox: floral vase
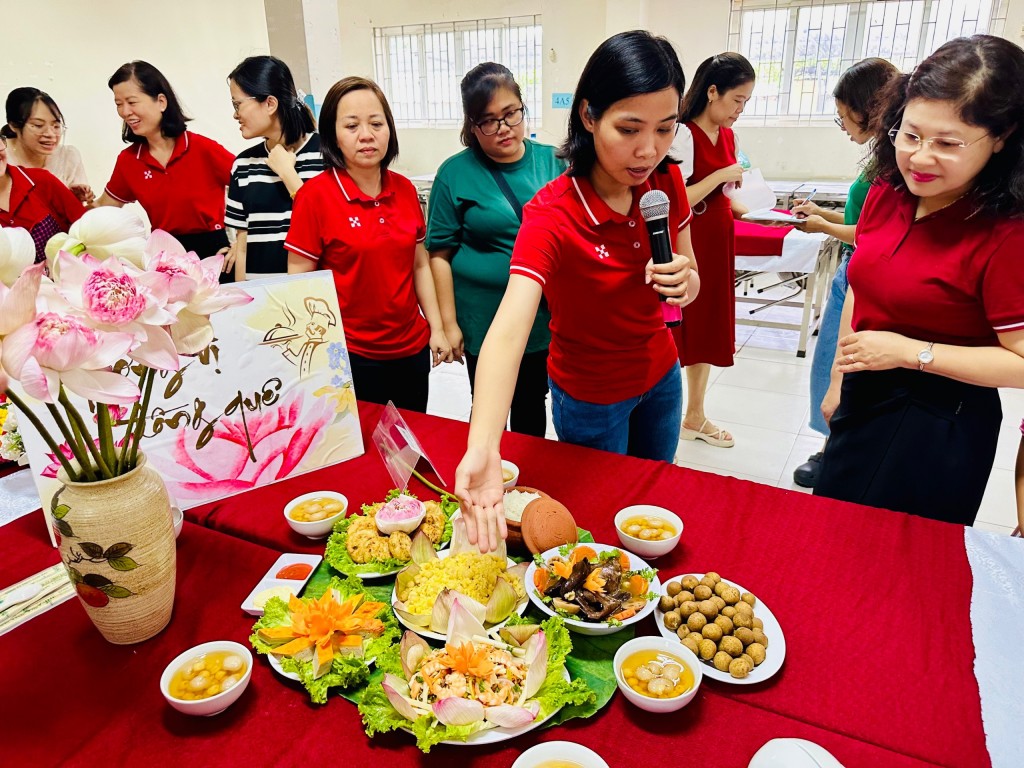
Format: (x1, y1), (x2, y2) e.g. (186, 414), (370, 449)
(53, 454), (176, 644)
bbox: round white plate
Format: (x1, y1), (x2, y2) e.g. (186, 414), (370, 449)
(653, 573), (786, 685)
(391, 550), (528, 641)
(512, 740), (610, 767)
(267, 651), (376, 682)
(524, 543), (661, 636)
(402, 668), (570, 746)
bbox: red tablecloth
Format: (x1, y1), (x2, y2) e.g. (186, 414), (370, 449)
(735, 218), (792, 257)
(2, 402), (989, 767)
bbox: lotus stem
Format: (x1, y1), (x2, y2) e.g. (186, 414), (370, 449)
(59, 389), (112, 479)
(45, 401), (96, 481)
(4, 389), (80, 482)
(96, 403), (117, 471)
(127, 367), (155, 469)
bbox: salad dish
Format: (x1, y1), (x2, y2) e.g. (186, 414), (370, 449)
(250, 575), (399, 703)
(325, 490), (458, 578)
(357, 601), (594, 752)
(526, 543), (660, 636)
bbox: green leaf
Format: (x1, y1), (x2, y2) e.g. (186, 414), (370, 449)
(545, 628), (629, 726)
(83, 573), (113, 588)
(79, 542), (104, 559)
(103, 542), (133, 559)
(52, 504), (71, 520)
(66, 566), (84, 585)
(102, 585), (133, 599)
(108, 556), (139, 571)
(54, 519), (73, 538)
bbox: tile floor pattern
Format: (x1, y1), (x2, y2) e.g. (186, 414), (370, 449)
(427, 276), (1022, 536)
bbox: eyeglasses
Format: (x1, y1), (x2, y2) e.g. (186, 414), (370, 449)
(475, 106), (527, 136)
(25, 122), (66, 136)
(231, 96), (258, 113)
(833, 114), (844, 129)
(887, 124), (991, 160)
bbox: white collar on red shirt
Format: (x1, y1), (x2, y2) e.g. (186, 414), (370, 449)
(570, 174), (652, 226)
(134, 132), (190, 166)
(331, 167), (394, 203)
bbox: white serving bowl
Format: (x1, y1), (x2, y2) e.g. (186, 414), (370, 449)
(614, 504), (683, 559)
(613, 635), (702, 713)
(511, 741), (610, 768)
(160, 641), (253, 716)
(283, 491), (348, 539)
(501, 459), (520, 489)
(171, 506), (184, 539)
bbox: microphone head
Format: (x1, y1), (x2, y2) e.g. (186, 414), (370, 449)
(639, 189), (670, 221)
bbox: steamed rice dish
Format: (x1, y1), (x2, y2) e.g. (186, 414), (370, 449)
(503, 489), (541, 522)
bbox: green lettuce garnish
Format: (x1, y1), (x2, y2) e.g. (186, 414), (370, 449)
(324, 490), (456, 576)
(249, 575), (400, 704)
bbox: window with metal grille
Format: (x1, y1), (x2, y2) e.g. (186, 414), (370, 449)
(728, 0), (1008, 124)
(373, 15), (543, 128)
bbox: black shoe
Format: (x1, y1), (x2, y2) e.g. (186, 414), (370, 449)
(793, 452), (823, 488)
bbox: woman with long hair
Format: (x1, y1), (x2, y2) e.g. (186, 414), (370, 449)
(671, 53), (755, 449)
(427, 62), (564, 436)
(224, 55), (322, 280)
(454, 31), (700, 550)
(815, 35), (1024, 525)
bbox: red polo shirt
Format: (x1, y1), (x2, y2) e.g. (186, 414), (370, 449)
(1, 165), (84, 261)
(510, 164), (692, 404)
(849, 182), (1024, 345)
(284, 168), (430, 359)
(104, 132), (233, 235)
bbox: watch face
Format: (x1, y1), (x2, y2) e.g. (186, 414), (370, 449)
(918, 349), (934, 365)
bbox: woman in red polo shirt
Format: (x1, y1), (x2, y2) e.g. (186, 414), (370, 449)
(815, 35), (1024, 526)
(285, 76), (450, 413)
(96, 61), (235, 276)
(455, 31), (700, 551)
(0, 133), (83, 262)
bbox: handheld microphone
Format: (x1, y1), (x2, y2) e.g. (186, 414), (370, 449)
(639, 189), (682, 327)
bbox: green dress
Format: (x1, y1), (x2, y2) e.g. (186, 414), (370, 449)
(842, 172), (871, 261)
(425, 140), (564, 355)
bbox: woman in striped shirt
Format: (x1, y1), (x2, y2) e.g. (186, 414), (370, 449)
(225, 56), (322, 280)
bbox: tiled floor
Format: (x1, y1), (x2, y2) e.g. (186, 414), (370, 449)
(427, 275), (1022, 536)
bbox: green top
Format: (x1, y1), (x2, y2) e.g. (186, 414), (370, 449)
(426, 140), (564, 355)
(842, 171), (871, 260)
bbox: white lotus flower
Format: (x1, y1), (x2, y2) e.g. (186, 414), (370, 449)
(0, 227), (35, 287)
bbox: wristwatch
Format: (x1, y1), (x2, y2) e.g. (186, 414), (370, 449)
(917, 342), (935, 371)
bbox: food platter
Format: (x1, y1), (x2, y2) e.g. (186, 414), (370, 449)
(268, 651), (376, 682)
(525, 543), (661, 636)
(653, 573), (786, 685)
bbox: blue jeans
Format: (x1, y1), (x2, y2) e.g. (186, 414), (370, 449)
(809, 257), (849, 435)
(549, 364), (682, 461)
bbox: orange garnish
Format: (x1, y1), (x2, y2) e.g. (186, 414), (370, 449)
(439, 642), (494, 678)
(583, 570), (607, 593)
(551, 560), (574, 579)
(626, 574), (649, 596)
(618, 552), (631, 571)
(534, 568), (553, 592)
(569, 546), (597, 564)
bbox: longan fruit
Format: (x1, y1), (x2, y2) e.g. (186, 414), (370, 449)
(676, 590), (695, 605)
(742, 592), (757, 607)
(714, 615), (734, 635)
(713, 581), (727, 597)
(676, 625), (691, 640)
(734, 627), (755, 646)
(699, 576), (716, 590)
(747, 642), (767, 666)
(681, 575), (699, 591)
(729, 657), (752, 679)
(713, 651), (732, 672)
(663, 611), (682, 631)
(681, 635), (701, 655)
(752, 617), (764, 630)
(722, 606), (737, 618)
(679, 600), (699, 618)
(694, 585), (713, 601)
(666, 581), (683, 597)
(721, 587), (741, 605)
(719, 635), (743, 657)
(710, 596), (726, 611)
(698, 600), (719, 619)
(740, 653), (755, 669)
(702, 623), (723, 642)
(752, 628), (769, 648)
(687, 611), (707, 632)
(705, 571), (721, 584)
(733, 612), (753, 630)
(734, 601), (754, 617)
(698, 638), (717, 660)
(659, 595), (676, 612)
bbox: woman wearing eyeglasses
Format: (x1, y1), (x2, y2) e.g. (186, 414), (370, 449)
(427, 63), (564, 437)
(3, 88), (93, 205)
(815, 35), (1024, 526)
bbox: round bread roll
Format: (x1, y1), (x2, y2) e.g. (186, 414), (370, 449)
(710, 595), (726, 611)
(734, 601), (754, 617)
(677, 590), (695, 604)
(713, 581), (727, 597)
(752, 617), (764, 630)
(706, 571), (721, 583)
(740, 653), (755, 669)
(658, 595), (675, 612)
(521, 499), (578, 554)
(700, 575), (716, 590)
(663, 611), (682, 631)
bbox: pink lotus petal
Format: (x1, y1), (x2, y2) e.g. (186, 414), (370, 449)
(381, 674), (421, 723)
(432, 696), (484, 726)
(144, 230), (189, 261)
(523, 630), (548, 700)
(0, 263), (43, 335)
(483, 702), (538, 728)
(127, 327), (180, 371)
(170, 310), (214, 355)
(18, 359), (58, 403)
(61, 369), (140, 405)
(0, 323), (39, 379)
(447, 598), (487, 644)
(81, 331), (135, 370)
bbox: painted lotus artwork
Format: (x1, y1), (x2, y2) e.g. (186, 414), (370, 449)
(8, 209), (363, 529)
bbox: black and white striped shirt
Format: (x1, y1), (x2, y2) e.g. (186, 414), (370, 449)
(225, 132), (324, 275)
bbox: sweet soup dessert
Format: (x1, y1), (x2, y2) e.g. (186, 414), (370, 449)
(502, 467), (516, 483)
(619, 514), (676, 542)
(289, 496), (345, 522)
(168, 651), (247, 701)
(620, 648), (694, 698)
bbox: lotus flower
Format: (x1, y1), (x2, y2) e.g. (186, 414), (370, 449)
(0, 227), (35, 287)
(1, 310), (138, 404)
(45, 206), (149, 269)
(0, 262), (43, 336)
(143, 230), (253, 354)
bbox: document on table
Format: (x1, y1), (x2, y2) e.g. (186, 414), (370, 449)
(0, 563), (75, 636)
(742, 209), (802, 223)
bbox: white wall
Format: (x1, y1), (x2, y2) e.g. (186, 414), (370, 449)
(2, 0), (270, 195)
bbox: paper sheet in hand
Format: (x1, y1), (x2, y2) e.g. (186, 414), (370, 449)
(742, 209), (801, 223)
(372, 402), (447, 491)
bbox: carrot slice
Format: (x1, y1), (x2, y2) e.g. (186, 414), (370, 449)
(626, 574), (649, 596)
(569, 546), (597, 564)
(618, 552), (631, 571)
(552, 560), (574, 579)
(611, 608), (636, 621)
(533, 568), (552, 592)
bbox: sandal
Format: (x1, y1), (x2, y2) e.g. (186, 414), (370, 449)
(680, 419), (735, 448)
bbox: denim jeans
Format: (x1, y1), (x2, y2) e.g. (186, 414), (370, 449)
(549, 364), (682, 461)
(808, 257), (849, 435)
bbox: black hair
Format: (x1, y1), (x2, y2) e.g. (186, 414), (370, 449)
(107, 61), (191, 143)
(3, 87), (65, 140)
(832, 57), (900, 130)
(871, 35), (1024, 219)
(680, 52), (756, 124)
(559, 30), (685, 177)
(227, 56), (316, 146)
(459, 62), (523, 152)
(319, 77), (399, 170)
